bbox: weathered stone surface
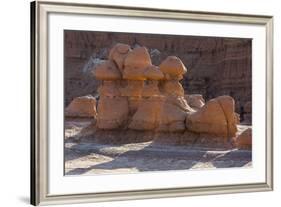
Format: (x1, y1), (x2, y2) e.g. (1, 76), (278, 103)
(184, 94), (205, 110)
(64, 31), (252, 120)
(108, 43), (131, 71)
(96, 96), (129, 129)
(97, 81), (121, 97)
(144, 65), (164, 80)
(161, 80), (185, 97)
(120, 80), (144, 97)
(123, 47), (152, 80)
(186, 96), (238, 137)
(93, 60), (121, 80)
(158, 96), (193, 132)
(65, 95), (97, 118)
(129, 96), (165, 130)
(234, 128), (252, 149)
(160, 56), (187, 80)
(124, 47), (152, 70)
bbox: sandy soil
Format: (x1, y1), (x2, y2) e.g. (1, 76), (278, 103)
(64, 118), (252, 175)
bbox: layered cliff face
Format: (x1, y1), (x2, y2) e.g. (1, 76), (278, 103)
(64, 31), (251, 118)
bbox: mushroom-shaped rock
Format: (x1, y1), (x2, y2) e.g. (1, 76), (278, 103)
(93, 60), (121, 80)
(124, 47), (152, 69)
(184, 94), (205, 111)
(186, 96), (238, 138)
(142, 65), (164, 97)
(123, 47), (152, 80)
(159, 56), (187, 80)
(97, 96), (129, 129)
(234, 128), (252, 149)
(108, 43), (131, 71)
(65, 95), (97, 118)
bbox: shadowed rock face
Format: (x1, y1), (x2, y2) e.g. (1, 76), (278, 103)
(64, 31), (252, 123)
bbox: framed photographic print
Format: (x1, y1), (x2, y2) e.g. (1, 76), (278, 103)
(30, 0), (273, 205)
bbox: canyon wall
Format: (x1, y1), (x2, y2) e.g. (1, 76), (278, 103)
(64, 31), (251, 116)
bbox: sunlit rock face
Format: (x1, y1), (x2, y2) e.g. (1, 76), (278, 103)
(68, 42), (242, 141)
(64, 32), (251, 122)
(186, 95), (238, 138)
(65, 95), (97, 118)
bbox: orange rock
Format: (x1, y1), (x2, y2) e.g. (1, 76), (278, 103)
(127, 96), (142, 115)
(186, 96), (238, 137)
(141, 66), (163, 97)
(184, 94), (205, 110)
(120, 80), (144, 97)
(234, 128), (252, 149)
(97, 80), (121, 97)
(65, 95), (97, 117)
(93, 60), (121, 80)
(123, 47), (152, 81)
(158, 96), (193, 132)
(124, 47), (152, 70)
(144, 65), (164, 80)
(108, 43), (131, 71)
(159, 56), (187, 80)
(96, 96), (129, 129)
(161, 80), (185, 97)
(129, 96), (165, 130)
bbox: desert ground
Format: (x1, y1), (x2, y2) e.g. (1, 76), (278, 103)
(65, 118), (251, 175)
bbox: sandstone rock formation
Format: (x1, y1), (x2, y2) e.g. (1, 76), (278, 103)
(94, 58), (128, 129)
(65, 95), (97, 118)
(234, 128), (252, 149)
(67, 43), (243, 143)
(186, 96), (238, 138)
(64, 31), (252, 123)
(108, 43), (131, 71)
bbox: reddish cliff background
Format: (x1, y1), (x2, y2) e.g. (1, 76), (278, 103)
(64, 30), (251, 116)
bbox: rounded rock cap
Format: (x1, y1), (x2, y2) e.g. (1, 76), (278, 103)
(124, 47), (152, 69)
(159, 56), (187, 77)
(109, 43), (131, 58)
(144, 65), (164, 80)
(93, 60), (122, 80)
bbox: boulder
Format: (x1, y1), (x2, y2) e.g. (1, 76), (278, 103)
(159, 56), (187, 80)
(108, 43), (131, 71)
(186, 96), (238, 137)
(93, 60), (121, 80)
(123, 47), (152, 80)
(184, 94), (205, 110)
(65, 95), (97, 118)
(234, 128), (252, 149)
(129, 96), (165, 130)
(96, 96), (129, 129)
(124, 47), (152, 69)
